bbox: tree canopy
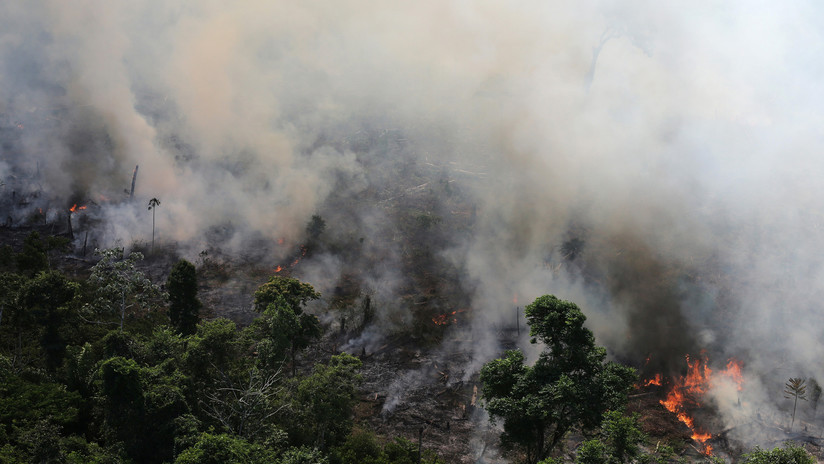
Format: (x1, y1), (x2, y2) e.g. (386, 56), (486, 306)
(741, 443), (816, 464)
(480, 295), (636, 464)
(167, 259), (201, 335)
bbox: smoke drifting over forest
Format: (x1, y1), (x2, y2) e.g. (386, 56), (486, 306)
(2, 0), (824, 446)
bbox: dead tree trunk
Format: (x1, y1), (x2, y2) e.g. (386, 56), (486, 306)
(130, 165), (139, 201)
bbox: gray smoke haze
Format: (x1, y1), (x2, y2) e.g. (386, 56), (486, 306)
(2, 0), (824, 448)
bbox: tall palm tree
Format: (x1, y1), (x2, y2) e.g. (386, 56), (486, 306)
(784, 377), (808, 430)
(148, 198), (160, 254)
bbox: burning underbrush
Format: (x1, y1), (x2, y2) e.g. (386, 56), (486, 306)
(630, 353), (824, 460)
(629, 354), (744, 456)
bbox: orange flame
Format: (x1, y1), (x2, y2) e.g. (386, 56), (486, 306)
(69, 204), (87, 213)
(653, 355), (744, 455)
(432, 308), (470, 326)
(643, 373), (662, 387)
(720, 358), (744, 391)
(659, 354), (714, 455)
(273, 244), (308, 274)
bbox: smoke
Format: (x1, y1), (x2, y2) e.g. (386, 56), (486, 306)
(2, 0), (824, 447)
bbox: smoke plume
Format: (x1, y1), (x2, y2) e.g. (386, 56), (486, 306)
(1, 0), (823, 447)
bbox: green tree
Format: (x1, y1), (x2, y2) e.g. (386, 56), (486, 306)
(480, 295), (636, 464)
(22, 271), (79, 369)
(167, 259), (201, 335)
(331, 428), (382, 464)
(253, 276), (321, 376)
(174, 432), (276, 464)
(578, 410), (646, 464)
(280, 446), (330, 464)
(259, 296), (322, 376)
(741, 443), (815, 464)
(95, 355), (146, 457)
(254, 275), (321, 313)
(784, 378), (807, 431)
(576, 440), (608, 464)
(0, 272), (25, 355)
(16, 231), (48, 277)
(96, 354), (193, 462)
(603, 410), (645, 463)
(84, 248), (161, 331)
(183, 318), (245, 387)
(290, 353), (362, 450)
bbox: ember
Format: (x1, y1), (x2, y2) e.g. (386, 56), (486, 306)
(273, 245), (307, 274)
(432, 308), (469, 326)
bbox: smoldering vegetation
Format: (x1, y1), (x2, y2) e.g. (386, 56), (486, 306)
(1, 0), (824, 451)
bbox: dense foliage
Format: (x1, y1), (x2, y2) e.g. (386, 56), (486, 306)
(740, 443), (816, 464)
(0, 233), (441, 463)
(481, 295), (637, 463)
(167, 259), (201, 336)
(0, 232), (814, 463)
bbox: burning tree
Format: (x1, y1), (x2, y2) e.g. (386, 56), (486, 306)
(480, 295), (636, 464)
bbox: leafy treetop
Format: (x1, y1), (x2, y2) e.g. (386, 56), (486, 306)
(254, 276), (320, 314)
(481, 295), (636, 464)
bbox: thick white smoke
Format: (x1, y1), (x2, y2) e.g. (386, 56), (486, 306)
(1, 0), (824, 447)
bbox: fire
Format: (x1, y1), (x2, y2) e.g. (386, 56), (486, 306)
(643, 373), (662, 387)
(658, 354), (714, 455)
(69, 204), (87, 213)
(648, 355), (744, 456)
(432, 308), (470, 326)
(720, 358), (744, 391)
(273, 245), (308, 274)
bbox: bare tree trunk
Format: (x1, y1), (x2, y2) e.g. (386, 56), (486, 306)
(130, 165), (139, 201)
(417, 427), (423, 463)
(792, 395), (799, 430)
(535, 427), (546, 464)
(120, 289), (126, 331)
(151, 208), (155, 255)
